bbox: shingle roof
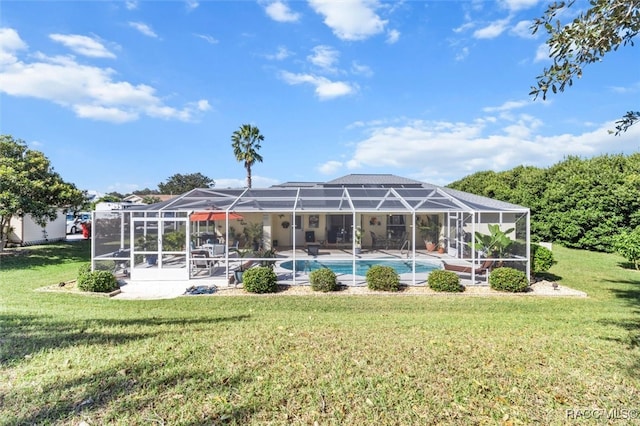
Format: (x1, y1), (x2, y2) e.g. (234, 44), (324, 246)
(324, 174), (425, 187)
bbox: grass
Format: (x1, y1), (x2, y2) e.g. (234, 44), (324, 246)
(1, 240), (639, 425)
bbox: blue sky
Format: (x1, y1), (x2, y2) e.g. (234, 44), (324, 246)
(1, 0), (638, 195)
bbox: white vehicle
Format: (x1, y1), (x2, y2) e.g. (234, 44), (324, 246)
(66, 212), (90, 234)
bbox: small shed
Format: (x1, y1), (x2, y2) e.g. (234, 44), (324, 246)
(9, 209), (67, 246)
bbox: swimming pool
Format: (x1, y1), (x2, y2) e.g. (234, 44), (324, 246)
(279, 259), (442, 276)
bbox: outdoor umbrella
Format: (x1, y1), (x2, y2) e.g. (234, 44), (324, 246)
(190, 211), (243, 221)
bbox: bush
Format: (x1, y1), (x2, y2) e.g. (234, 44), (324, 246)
(366, 265), (400, 292)
(77, 270), (119, 293)
(310, 268), (338, 292)
(242, 266), (278, 293)
(532, 244), (555, 275)
(489, 267), (529, 293)
(613, 227), (640, 270)
(76, 263), (92, 289)
(428, 270), (463, 292)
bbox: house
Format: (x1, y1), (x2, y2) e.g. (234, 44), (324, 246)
(91, 174), (530, 285)
(96, 194), (176, 211)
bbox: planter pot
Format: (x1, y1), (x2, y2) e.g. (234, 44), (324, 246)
(145, 255), (158, 266)
(426, 242), (436, 252)
(437, 247), (445, 254)
(234, 270), (244, 284)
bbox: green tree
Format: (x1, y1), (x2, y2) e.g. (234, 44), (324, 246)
(133, 188), (160, 196)
(0, 135), (84, 248)
(157, 173), (214, 195)
(613, 227), (640, 269)
(231, 124), (264, 188)
(531, 0), (640, 134)
(449, 153), (640, 253)
(142, 195), (162, 204)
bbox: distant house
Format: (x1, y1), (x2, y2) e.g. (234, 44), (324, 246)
(96, 195), (176, 211)
(8, 209), (66, 246)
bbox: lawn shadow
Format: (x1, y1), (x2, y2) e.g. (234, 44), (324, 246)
(600, 276), (640, 378)
(8, 340), (258, 425)
(0, 313), (250, 364)
(0, 240), (91, 271)
(534, 271), (562, 282)
(617, 261), (639, 271)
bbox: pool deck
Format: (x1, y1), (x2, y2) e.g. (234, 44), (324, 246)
(115, 248), (499, 298)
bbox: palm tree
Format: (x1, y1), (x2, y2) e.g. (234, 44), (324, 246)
(231, 124), (264, 188)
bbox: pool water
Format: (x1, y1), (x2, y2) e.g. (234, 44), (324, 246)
(279, 259), (442, 276)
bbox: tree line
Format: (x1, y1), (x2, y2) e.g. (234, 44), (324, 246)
(448, 153), (640, 253)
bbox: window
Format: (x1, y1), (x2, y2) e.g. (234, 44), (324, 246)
(386, 215), (406, 239)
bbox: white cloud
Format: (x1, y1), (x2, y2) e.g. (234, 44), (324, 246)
(386, 29), (400, 44)
(343, 113), (640, 185)
(510, 20), (536, 39)
(499, 0), (540, 12)
(534, 43), (550, 62)
(195, 34), (219, 44)
(125, 1), (138, 10)
(0, 28), (208, 123)
(308, 0), (387, 41)
(215, 176), (280, 189)
(473, 18), (510, 39)
(196, 99), (211, 111)
(185, 0), (199, 11)
(453, 21), (474, 34)
(279, 71), (357, 100)
(455, 46), (469, 61)
(483, 100), (529, 113)
(608, 82), (640, 94)
(266, 46), (292, 60)
(351, 61), (373, 77)
(128, 22), (158, 38)
(318, 160), (343, 175)
(0, 28), (27, 64)
(308, 45), (339, 72)
(49, 34), (116, 58)
(263, 1), (300, 23)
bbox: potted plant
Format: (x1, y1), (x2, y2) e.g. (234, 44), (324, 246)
(474, 224), (515, 266)
(243, 222), (263, 251)
(418, 218), (440, 251)
(354, 226), (363, 254)
(137, 234), (158, 265)
(233, 249), (251, 284)
(281, 220), (290, 229)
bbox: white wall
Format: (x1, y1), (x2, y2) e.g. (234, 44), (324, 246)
(10, 209), (66, 245)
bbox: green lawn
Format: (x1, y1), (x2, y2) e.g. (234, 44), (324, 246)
(1, 240), (639, 425)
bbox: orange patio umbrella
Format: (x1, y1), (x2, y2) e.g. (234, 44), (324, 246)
(190, 211), (243, 221)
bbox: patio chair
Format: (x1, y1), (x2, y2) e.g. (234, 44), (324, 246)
(442, 259), (494, 277)
(370, 231), (389, 250)
(191, 250), (215, 276)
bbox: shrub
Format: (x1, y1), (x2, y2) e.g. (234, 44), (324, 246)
(310, 268), (338, 292)
(489, 267), (529, 293)
(613, 227), (640, 270)
(76, 263), (92, 289)
(242, 266), (278, 293)
(77, 270), (119, 293)
(531, 244), (555, 275)
(428, 270), (463, 292)
(366, 265), (400, 292)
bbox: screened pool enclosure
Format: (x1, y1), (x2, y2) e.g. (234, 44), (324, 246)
(91, 175), (530, 286)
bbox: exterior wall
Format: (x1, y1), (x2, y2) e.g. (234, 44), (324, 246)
(10, 209), (66, 245)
